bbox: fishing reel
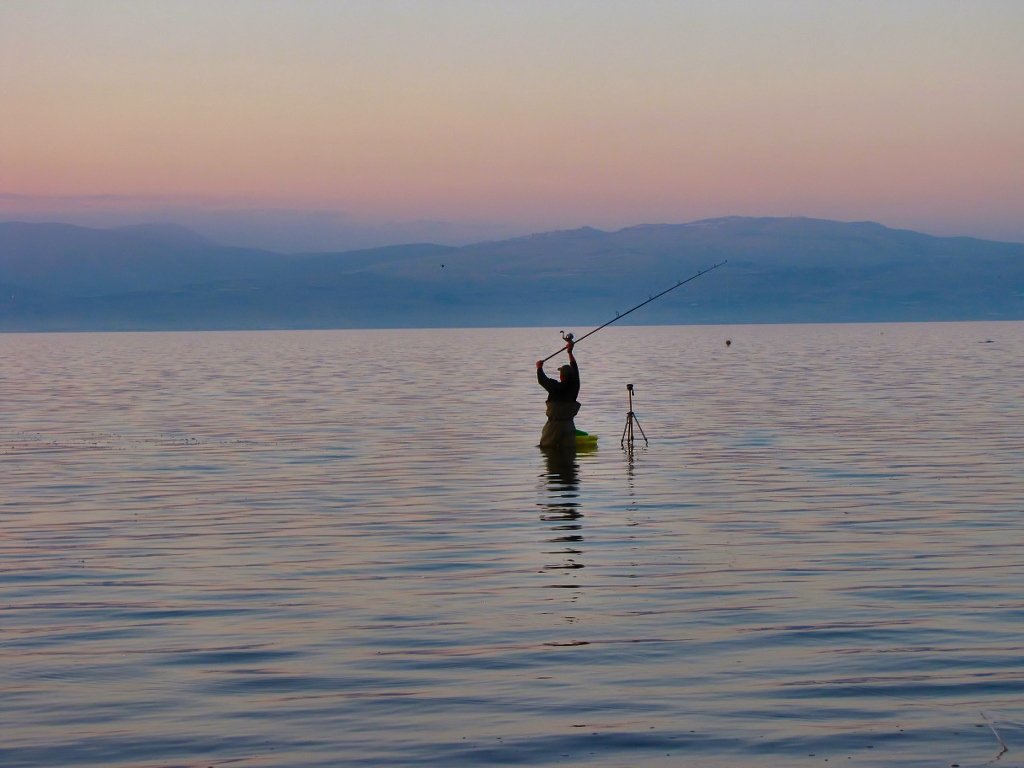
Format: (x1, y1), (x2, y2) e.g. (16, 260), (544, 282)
(560, 331), (574, 343)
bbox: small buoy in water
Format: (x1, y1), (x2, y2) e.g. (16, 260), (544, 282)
(725, 339), (731, 347)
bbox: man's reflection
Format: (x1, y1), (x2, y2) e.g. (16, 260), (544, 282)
(540, 449), (584, 590)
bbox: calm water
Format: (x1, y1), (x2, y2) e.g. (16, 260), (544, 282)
(3, 323), (1024, 767)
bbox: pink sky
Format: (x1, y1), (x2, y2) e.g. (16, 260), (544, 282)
(1, 1), (1022, 244)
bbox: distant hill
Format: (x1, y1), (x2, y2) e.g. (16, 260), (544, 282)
(1, 217), (1022, 331)
(0, 222), (453, 296)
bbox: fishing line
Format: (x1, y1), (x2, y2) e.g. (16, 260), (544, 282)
(540, 261), (727, 363)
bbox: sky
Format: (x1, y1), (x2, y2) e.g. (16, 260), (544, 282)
(1, 0), (1022, 250)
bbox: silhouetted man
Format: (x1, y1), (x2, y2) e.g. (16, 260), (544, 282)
(535, 339), (580, 450)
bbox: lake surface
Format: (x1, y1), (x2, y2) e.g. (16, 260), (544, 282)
(3, 322), (1024, 767)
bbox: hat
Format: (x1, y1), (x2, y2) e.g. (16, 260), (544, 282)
(558, 364), (572, 375)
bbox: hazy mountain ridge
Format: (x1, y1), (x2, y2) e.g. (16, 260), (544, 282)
(1, 217), (1022, 331)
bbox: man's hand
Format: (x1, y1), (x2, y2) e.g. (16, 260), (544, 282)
(536, 360), (544, 369)
(565, 339), (574, 354)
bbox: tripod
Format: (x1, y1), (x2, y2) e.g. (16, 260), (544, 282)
(620, 384), (649, 449)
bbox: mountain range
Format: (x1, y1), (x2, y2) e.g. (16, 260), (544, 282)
(1, 217), (1022, 331)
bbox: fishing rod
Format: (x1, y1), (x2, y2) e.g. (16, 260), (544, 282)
(540, 260), (727, 364)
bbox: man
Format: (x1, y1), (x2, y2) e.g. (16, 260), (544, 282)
(535, 339), (580, 450)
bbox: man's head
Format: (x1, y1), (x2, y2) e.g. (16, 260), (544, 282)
(558, 364), (572, 381)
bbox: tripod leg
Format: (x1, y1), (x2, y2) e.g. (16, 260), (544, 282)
(632, 414), (650, 446)
(621, 415), (630, 447)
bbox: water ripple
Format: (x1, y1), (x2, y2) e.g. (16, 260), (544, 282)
(2, 323), (1024, 766)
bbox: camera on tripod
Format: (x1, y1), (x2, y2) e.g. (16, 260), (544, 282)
(621, 383), (648, 449)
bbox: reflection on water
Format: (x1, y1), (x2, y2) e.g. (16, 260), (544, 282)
(540, 449), (584, 595)
(2, 322), (1024, 767)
